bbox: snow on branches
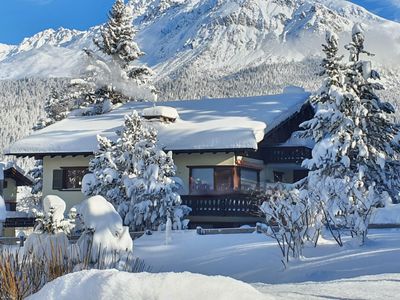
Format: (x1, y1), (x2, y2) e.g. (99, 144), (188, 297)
(258, 184), (322, 266)
(301, 24), (400, 245)
(84, 111), (190, 231)
(34, 0), (156, 131)
(257, 184), (322, 265)
(94, 0), (143, 69)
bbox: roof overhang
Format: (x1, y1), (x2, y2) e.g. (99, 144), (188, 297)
(7, 148), (257, 159)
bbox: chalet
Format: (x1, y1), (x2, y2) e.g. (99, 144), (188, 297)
(0, 162), (34, 236)
(6, 87), (314, 228)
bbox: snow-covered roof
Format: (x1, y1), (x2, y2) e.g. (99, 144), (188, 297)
(6, 90), (310, 156)
(0, 161), (33, 186)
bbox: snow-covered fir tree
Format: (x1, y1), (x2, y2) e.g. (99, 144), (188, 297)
(34, 88), (69, 130)
(85, 111), (190, 231)
(33, 0), (155, 132)
(94, 0), (155, 90)
(95, 0), (142, 69)
(33, 79), (97, 130)
(301, 25), (400, 244)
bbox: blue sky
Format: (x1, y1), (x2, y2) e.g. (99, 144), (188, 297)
(0, 0), (115, 44)
(0, 0), (399, 45)
(350, 0), (400, 22)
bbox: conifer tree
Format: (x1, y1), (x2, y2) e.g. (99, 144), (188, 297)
(94, 0), (143, 69)
(34, 0), (156, 131)
(94, 0), (156, 92)
(301, 25), (400, 244)
(85, 111), (190, 231)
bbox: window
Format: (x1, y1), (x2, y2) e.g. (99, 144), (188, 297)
(240, 169), (259, 191)
(214, 168), (234, 193)
(5, 202), (16, 211)
(190, 168), (214, 194)
(189, 166), (259, 194)
(273, 171), (284, 183)
(53, 167), (88, 191)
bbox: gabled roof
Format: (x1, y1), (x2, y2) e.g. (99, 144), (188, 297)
(6, 89), (311, 157)
(1, 163), (33, 186)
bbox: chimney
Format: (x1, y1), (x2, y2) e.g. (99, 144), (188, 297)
(142, 106), (179, 123)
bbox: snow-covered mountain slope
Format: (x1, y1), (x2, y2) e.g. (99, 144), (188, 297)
(0, 0), (398, 81)
(0, 46), (89, 79)
(1, 0), (400, 165)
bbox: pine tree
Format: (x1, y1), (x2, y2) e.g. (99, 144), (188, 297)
(34, 87), (73, 130)
(94, 0), (143, 69)
(94, 0), (156, 92)
(301, 26), (400, 245)
(33, 79), (98, 130)
(86, 111), (190, 231)
(33, 0), (156, 131)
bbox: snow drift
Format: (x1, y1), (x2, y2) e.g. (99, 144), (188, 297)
(28, 270), (266, 300)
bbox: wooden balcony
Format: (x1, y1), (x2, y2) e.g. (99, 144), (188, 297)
(181, 193), (262, 218)
(263, 146), (311, 164)
(4, 217), (35, 228)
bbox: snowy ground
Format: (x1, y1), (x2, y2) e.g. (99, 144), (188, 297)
(135, 229), (400, 284)
(29, 229), (400, 299)
(255, 273), (400, 299)
(29, 270), (400, 300)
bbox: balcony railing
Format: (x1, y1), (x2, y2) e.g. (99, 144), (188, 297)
(263, 146), (312, 164)
(181, 194), (262, 217)
(4, 217), (35, 228)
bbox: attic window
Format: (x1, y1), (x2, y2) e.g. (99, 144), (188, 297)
(142, 106), (179, 123)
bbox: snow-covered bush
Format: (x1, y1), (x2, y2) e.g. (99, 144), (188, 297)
(86, 111), (190, 231)
(301, 26), (400, 245)
(0, 237), (144, 300)
(24, 232), (70, 259)
(25, 195), (72, 258)
(0, 195), (145, 299)
(32, 195), (72, 235)
(76, 195), (133, 264)
(257, 185), (322, 265)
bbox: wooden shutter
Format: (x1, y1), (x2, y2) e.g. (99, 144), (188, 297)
(52, 169), (64, 190)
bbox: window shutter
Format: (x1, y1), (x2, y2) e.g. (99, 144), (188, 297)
(52, 170), (64, 190)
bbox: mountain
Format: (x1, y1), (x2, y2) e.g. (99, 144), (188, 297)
(0, 0), (398, 82)
(1, 0), (400, 161)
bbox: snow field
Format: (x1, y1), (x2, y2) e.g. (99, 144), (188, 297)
(29, 229), (400, 299)
(134, 229), (400, 284)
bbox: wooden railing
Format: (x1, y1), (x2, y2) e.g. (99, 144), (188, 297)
(4, 217), (35, 228)
(181, 194), (262, 217)
(263, 146), (311, 164)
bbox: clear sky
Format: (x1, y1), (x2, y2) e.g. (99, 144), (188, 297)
(0, 0), (115, 45)
(350, 0), (400, 22)
(0, 0), (399, 45)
